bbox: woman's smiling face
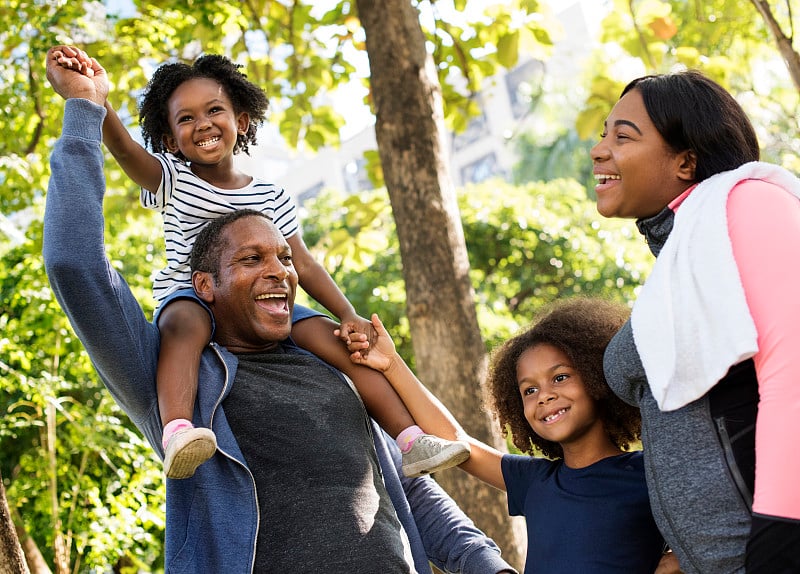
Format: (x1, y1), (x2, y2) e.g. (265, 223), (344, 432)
(590, 88), (695, 219)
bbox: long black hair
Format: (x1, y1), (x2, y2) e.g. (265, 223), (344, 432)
(622, 70), (759, 182)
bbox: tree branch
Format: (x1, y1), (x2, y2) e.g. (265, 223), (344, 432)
(25, 53), (44, 156)
(628, 0), (658, 72)
(750, 0), (800, 91)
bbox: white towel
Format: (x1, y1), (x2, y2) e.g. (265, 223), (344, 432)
(631, 161), (800, 411)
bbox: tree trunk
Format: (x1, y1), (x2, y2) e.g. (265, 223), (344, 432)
(0, 470), (29, 574)
(355, 0), (525, 569)
(12, 508), (52, 574)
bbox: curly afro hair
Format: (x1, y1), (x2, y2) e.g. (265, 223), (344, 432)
(138, 54), (268, 158)
(484, 297), (639, 460)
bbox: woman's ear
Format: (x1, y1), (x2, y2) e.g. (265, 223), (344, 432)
(677, 149), (697, 182)
(192, 271), (215, 304)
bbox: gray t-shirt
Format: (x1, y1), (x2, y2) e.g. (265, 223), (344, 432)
(223, 346), (415, 573)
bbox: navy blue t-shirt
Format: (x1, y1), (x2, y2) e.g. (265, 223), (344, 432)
(502, 451), (663, 574)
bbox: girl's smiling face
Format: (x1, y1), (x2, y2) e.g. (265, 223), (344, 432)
(590, 88), (696, 219)
(517, 343), (607, 451)
(163, 77), (249, 167)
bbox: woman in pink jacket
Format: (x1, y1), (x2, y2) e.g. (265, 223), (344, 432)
(593, 69), (800, 573)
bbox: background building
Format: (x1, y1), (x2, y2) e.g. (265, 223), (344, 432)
(236, 1), (593, 204)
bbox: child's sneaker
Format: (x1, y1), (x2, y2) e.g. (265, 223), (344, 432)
(401, 435), (471, 478)
(164, 427), (217, 479)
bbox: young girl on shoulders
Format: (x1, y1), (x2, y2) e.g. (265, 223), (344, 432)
(346, 298), (679, 574)
(51, 46), (468, 481)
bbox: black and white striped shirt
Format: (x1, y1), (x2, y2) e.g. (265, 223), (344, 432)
(142, 153), (298, 302)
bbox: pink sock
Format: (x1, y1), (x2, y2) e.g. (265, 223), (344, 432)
(396, 425), (424, 453)
(162, 418), (194, 449)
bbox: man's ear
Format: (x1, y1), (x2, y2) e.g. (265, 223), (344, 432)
(677, 149), (697, 182)
(192, 271), (215, 304)
(163, 133), (179, 154)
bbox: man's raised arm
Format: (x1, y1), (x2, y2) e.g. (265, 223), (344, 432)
(43, 47), (160, 435)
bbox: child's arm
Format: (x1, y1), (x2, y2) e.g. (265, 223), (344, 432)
(345, 313), (507, 491)
(291, 312), (416, 438)
(53, 46), (161, 192)
(287, 233), (374, 345)
(101, 100), (162, 193)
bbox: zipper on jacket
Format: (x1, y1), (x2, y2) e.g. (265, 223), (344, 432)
(715, 416), (754, 510)
(209, 342), (260, 573)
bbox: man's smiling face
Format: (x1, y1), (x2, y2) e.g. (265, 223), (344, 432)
(195, 215), (297, 353)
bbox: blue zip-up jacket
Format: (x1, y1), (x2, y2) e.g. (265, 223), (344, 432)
(43, 98), (516, 574)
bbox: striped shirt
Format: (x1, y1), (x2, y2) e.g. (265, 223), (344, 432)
(142, 153), (298, 302)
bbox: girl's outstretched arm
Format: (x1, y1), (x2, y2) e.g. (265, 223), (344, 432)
(288, 233), (374, 350)
(102, 100), (162, 193)
(345, 314), (507, 491)
(53, 46), (162, 192)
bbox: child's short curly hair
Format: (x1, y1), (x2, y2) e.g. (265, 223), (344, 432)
(139, 54), (268, 158)
(485, 297), (639, 459)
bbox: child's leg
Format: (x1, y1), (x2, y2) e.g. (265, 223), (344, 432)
(157, 299), (212, 425)
(290, 313), (470, 477)
(157, 299), (216, 479)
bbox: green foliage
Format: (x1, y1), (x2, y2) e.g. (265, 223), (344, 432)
(302, 181), (650, 361)
(299, 188), (414, 358)
(2, 0), (797, 569)
(426, 0), (555, 132)
(575, 0), (800, 169)
(513, 129), (596, 192)
(461, 178), (649, 349)
(50, 0), (550, 158)
(0, 2), (166, 554)
(1, 200), (165, 571)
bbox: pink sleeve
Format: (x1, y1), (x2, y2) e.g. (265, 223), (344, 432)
(727, 179), (800, 520)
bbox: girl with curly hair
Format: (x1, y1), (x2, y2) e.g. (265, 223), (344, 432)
(347, 298), (677, 574)
(51, 46), (468, 482)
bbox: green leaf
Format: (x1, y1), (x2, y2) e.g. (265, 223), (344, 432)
(497, 31), (520, 69)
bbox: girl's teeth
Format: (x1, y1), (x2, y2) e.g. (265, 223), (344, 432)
(544, 408), (566, 422)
